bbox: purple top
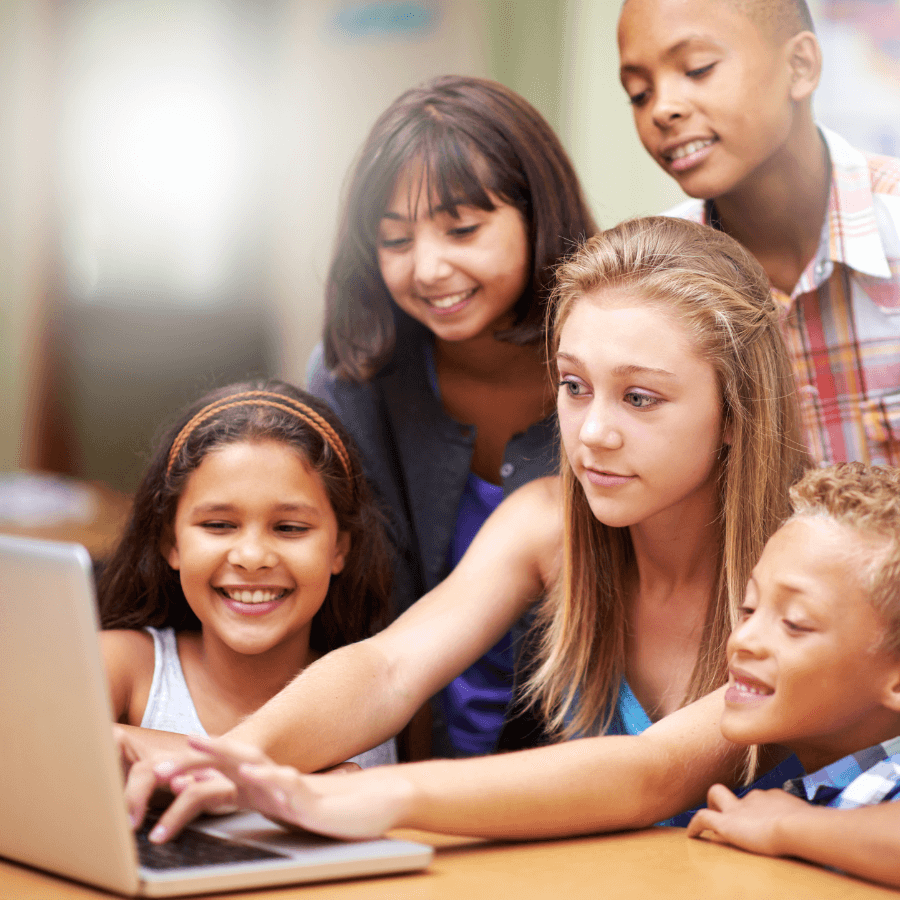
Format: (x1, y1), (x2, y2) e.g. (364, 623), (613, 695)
(439, 472), (512, 755)
(424, 343), (515, 756)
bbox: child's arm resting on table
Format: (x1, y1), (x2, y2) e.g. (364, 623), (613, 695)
(688, 784), (900, 889)
(146, 685), (746, 844)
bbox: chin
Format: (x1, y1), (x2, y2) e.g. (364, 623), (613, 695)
(669, 174), (725, 202)
(719, 718), (762, 748)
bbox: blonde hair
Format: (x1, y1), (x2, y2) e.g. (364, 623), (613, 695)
(789, 463), (900, 655)
(529, 216), (809, 737)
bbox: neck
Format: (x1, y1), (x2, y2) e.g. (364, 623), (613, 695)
(627, 483), (721, 607)
(791, 712), (900, 775)
(621, 496), (721, 720)
(434, 331), (547, 383)
(713, 115), (830, 294)
(193, 631), (313, 718)
(629, 518), (719, 606)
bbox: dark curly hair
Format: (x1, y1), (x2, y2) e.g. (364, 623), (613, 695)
(97, 379), (391, 653)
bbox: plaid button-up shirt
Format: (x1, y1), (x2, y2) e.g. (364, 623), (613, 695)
(669, 126), (900, 465)
(783, 735), (900, 808)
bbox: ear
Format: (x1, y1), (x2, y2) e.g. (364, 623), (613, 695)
(161, 532), (180, 571)
(331, 531), (350, 576)
(786, 31), (821, 102)
(880, 660), (900, 714)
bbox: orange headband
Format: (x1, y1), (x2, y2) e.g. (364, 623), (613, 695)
(165, 391), (352, 478)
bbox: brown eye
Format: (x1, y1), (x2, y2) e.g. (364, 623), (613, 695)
(686, 62), (715, 78)
(379, 236), (410, 249)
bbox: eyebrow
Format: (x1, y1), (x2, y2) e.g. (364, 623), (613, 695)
(191, 502), (321, 516)
(556, 352), (677, 379)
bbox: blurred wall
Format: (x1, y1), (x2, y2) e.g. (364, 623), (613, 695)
(0, 3), (55, 472)
(559, 0), (685, 227)
(266, 1), (491, 389)
(5, 0), (879, 493)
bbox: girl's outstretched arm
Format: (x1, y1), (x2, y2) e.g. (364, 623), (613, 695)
(687, 785), (900, 889)
(145, 686), (745, 844)
(125, 477), (561, 825)
(229, 476), (559, 766)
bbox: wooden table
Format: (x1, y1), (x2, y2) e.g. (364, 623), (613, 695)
(2, 827), (897, 899)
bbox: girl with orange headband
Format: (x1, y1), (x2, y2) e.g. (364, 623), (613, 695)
(98, 379), (395, 767)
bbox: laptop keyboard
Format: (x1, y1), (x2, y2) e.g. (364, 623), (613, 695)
(137, 812), (290, 871)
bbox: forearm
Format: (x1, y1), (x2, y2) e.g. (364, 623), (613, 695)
(226, 485), (554, 772)
(117, 724), (193, 753)
(159, 686), (743, 843)
(228, 639), (413, 772)
(393, 713), (741, 838)
(773, 803), (900, 889)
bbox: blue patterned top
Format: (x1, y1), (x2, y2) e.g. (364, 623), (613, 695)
(783, 735), (900, 808)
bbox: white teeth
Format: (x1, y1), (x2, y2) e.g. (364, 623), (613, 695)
(669, 138), (714, 161)
(222, 589), (285, 604)
(735, 680), (769, 696)
(426, 288), (474, 309)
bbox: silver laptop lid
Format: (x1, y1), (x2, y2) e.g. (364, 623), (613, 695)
(0, 535), (142, 894)
(0, 535), (433, 896)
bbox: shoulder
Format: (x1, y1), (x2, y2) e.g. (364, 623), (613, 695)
(869, 155), (900, 200)
(306, 317), (431, 401)
(305, 341), (329, 394)
(306, 342), (373, 405)
(100, 627), (155, 665)
(821, 125), (900, 198)
(100, 629), (156, 724)
(493, 476), (563, 581)
(507, 474), (562, 512)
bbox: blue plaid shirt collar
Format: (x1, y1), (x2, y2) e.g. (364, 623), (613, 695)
(783, 735), (900, 807)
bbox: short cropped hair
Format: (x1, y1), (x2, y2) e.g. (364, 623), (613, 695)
(728, 0), (815, 39)
(621, 0), (815, 40)
(789, 463), (900, 654)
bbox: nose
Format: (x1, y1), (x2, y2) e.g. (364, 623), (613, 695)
(227, 529), (277, 571)
(650, 78), (688, 128)
(412, 233), (453, 286)
(579, 399), (624, 450)
(728, 611), (769, 660)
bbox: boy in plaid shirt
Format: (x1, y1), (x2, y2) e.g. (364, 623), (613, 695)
(618, 0), (900, 466)
(688, 463), (900, 886)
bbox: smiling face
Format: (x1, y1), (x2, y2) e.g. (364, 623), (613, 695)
(165, 439), (348, 662)
(555, 292), (725, 534)
(376, 164), (531, 346)
(722, 516), (900, 772)
(617, 0), (801, 200)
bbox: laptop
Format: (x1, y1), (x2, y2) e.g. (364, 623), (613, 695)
(0, 534), (433, 896)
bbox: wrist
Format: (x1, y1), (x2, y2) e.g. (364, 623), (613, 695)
(769, 801), (820, 858)
(386, 765), (424, 831)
